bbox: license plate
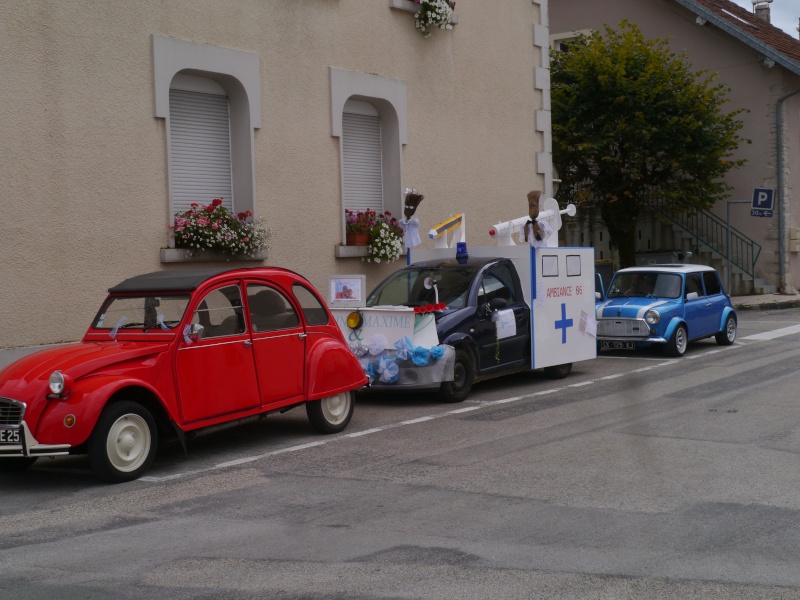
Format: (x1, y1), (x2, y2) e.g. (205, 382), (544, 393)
(601, 341), (636, 350)
(0, 429), (21, 444)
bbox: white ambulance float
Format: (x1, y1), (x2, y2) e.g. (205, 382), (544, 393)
(330, 199), (598, 402)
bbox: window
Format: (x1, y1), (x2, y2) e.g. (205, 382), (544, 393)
(153, 35), (260, 223)
(550, 30), (593, 52)
(703, 272), (722, 296)
(192, 285), (245, 338)
(330, 68), (407, 244)
(293, 284), (330, 326)
(247, 285), (299, 332)
(685, 273), (705, 299)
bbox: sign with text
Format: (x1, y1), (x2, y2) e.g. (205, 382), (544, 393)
(751, 188), (774, 217)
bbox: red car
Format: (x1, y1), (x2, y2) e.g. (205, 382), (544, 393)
(0, 267), (367, 482)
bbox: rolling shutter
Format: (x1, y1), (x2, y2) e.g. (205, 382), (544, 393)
(169, 89), (233, 214)
(342, 112), (383, 213)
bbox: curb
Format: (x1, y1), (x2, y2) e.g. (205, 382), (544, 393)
(733, 299), (800, 311)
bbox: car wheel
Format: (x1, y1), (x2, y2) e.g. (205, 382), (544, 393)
(88, 401), (158, 483)
(440, 348), (475, 403)
(664, 325), (688, 357)
(544, 363), (572, 379)
(306, 391), (354, 434)
(715, 315), (737, 346)
(0, 457), (37, 472)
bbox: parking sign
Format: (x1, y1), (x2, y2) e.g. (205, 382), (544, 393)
(751, 188), (774, 217)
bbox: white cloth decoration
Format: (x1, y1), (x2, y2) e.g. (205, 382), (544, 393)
(368, 334), (389, 356)
(399, 217), (421, 249)
(518, 217), (553, 248)
(157, 314), (169, 330)
(108, 316), (128, 340)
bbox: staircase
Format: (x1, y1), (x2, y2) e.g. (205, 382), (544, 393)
(644, 198), (763, 296)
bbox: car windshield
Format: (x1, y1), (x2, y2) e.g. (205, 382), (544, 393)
(92, 294), (191, 331)
(607, 272), (682, 299)
(366, 266), (478, 309)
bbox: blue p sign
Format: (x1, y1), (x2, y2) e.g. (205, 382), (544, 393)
(751, 188), (774, 217)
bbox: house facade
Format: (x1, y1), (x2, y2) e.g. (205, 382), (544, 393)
(0, 0), (555, 365)
(551, 0), (800, 295)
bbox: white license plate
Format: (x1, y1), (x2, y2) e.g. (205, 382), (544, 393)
(0, 429), (21, 444)
(600, 341), (636, 350)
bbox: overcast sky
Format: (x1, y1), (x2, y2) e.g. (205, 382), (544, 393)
(728, 0), (799, 38)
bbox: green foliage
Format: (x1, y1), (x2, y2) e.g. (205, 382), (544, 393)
(551, 21), (748, 267)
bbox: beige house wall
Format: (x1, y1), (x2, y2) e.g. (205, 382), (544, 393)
(551, 0), (800, 291)
(0, 0), (548, 355)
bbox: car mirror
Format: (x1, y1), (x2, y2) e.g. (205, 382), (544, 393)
(595, 291), (602, 300)
(685, 292), (699, 301)
(189, 323), (204, 342)
(488, 297), (508, 311)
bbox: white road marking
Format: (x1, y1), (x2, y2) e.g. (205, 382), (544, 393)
(740, 323), (800, 341)
(141, 321), (798, 483)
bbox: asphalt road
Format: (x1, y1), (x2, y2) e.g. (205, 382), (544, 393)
(2, 308), (800, 599)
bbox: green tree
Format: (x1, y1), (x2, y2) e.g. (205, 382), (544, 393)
(551, 21), (747, 268)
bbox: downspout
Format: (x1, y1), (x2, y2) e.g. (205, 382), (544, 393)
(776, 87), (800, 294)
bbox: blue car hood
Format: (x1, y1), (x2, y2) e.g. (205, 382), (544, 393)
(596, 297), (680, 319)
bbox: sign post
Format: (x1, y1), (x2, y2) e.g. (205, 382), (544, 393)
(751, 188), (775, 217)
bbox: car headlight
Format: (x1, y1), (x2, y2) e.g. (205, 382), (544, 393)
(48, 370), (72, 396)
(346, 311), (363, 330)
(645, 309), (661, 325)
(49, 370), (66, 394)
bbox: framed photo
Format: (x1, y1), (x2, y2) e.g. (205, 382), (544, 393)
(328, 274), (366, 307)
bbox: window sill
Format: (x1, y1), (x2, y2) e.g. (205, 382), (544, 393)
(389, 0), (459, 24)
(160, 248), (269, 263)
(335, 245), (369, 259)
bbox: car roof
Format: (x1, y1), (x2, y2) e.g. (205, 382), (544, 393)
(616, 264), (717, 275)
(108, 267), (300, 293)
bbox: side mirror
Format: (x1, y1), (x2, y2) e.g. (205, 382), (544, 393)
(595, 291), (602, 300)
(489, 297), (508, 311)
(685, 292), (699, 301)
(189, 323), (204, 342)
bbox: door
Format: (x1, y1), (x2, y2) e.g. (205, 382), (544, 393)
(246, 283), (305, 406)
(176, 283), (261, 423)
(474, 266), (530, 371)
(683, 272), (715, 338)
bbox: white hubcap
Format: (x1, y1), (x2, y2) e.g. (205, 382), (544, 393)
(106, 414), (151, 473)
(320, 392), (350, 425)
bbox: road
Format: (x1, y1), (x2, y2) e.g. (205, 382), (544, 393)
(2, 308), (800, 599)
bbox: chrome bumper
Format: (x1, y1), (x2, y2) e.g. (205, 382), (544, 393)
(597, 335), (667, 344)
(0, 421), (71, 458)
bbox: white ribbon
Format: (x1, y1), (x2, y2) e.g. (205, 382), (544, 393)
(108, 316), (128, 340)
(368, 334), (389, 356)
(157, 314), (169, 330)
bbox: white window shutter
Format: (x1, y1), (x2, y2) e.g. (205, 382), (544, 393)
(169, 89), (233, 214)
(342, 112), (383, 213)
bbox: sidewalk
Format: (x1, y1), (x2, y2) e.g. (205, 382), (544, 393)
(731, 292), (800, 311)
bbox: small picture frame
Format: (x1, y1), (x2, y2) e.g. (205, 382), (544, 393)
(328, 274), (366, 307)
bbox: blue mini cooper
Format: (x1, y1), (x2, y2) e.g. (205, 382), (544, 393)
(595, 264), (737, 357)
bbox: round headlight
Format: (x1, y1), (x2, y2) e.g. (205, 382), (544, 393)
(645, 309), (661, 325)
(49, 371), (65, 395)
(346, 311), (363, 330)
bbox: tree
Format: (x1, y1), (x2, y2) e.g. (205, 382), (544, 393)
(551, 21), (747, 268)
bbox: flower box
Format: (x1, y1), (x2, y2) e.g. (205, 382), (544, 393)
(346, 232), (370, 246)
(389, 0), (459, 24)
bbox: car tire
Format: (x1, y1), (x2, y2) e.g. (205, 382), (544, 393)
(88, 401), (158, 483)
(664, 324), (688, 357)
(440, 348), (475, 403)
(0, 457), (37, 472)
(306, 391), (354, 434)
(544, 363), (572, 379)
(715, 315), (737, 346)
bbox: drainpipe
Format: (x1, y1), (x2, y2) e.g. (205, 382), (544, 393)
(776, 87), (800, 294)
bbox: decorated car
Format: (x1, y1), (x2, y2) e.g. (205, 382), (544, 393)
(595, 264), (737, 357)
(0, 267), (367, 482)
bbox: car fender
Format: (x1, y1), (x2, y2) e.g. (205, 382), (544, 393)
(440, 332), (478, 361)
(33, 375), (167, 447)
(718, 307), (737, 331)
(662, 317), (689, 341)
(306, 336), (368, 400)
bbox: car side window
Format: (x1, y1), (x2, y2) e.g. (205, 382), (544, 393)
(478, 270), (514, 306)
(292, 284), (330, 326)
(685, 273), (705, 299)
(192, 285), (245, 339)
(247, 285), (300, 332)
(703, 271), (722, 296)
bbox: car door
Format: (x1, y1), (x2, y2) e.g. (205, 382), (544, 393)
(246, 282), (305, 406)
(683, 272), (714, 338)
(474, 265), (530, 372)
(175, 282), (261, 423)
(702, 271), (728, 333)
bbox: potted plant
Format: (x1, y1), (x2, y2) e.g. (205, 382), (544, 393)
(365, 211), (404, 264)
(345, 209), (376, 246)
(413, 0), (456, 38)
(171, 199), (271, 257)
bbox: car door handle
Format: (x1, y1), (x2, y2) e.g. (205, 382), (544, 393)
(243, 340), (253, 347)
(298, 333), (307, 339)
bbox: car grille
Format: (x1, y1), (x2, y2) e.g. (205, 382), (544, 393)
(0, 398), (25, 427)
(597, 318), (649, 338)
